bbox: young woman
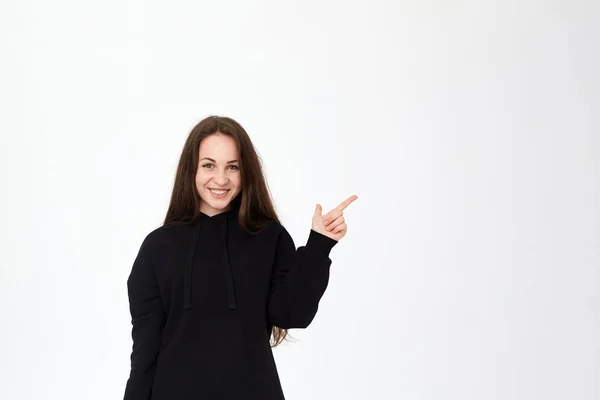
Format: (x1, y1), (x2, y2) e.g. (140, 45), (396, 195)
(123, 115), (357, 400)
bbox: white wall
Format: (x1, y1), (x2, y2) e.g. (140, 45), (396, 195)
(1, 1), (598, 399)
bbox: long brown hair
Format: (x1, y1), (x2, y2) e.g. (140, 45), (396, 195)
(163, 115), (289, 347)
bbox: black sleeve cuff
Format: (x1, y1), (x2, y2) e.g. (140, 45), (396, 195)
(306, 229), (338, 257)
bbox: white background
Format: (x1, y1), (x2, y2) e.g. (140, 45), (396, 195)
(1, 1), (598, 399)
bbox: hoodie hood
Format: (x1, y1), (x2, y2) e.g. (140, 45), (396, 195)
(183, 197), (241, 311)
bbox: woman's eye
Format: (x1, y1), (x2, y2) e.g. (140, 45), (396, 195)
(202, 164), (238, 170)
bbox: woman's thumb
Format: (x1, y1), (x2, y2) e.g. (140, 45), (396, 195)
(315, 204), (322, 215)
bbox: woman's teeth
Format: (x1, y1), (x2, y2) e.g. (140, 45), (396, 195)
(210, 189), (229, 198)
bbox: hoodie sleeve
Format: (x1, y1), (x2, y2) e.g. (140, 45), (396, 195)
(267, 226), (338, 329)
(123, 235), (166, 400)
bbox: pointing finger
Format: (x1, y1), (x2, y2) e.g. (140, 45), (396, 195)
(336, 194), (358, 212)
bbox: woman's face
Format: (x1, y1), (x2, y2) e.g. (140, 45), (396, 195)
(195, 133), (242, 216)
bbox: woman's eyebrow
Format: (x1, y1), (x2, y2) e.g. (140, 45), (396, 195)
(200, 157), (239, 163)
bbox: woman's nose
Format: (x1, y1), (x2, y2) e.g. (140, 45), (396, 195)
(214, 169), (229, 185)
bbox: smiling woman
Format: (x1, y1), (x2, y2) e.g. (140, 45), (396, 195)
(123, 115), (357, 400)
(195, 134), (242, 216)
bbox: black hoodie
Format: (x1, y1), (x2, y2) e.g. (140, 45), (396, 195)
(123, 200), (338, 400)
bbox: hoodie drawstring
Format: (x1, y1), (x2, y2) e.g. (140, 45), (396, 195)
(220, 220), (237, 310)
(183, 215), (238, 311)
(184, 218), (203, 310)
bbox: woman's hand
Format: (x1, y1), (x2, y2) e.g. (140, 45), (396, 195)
(312, 195), (358, 241)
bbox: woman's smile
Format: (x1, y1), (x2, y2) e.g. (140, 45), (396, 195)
(208, 188), (230, 199)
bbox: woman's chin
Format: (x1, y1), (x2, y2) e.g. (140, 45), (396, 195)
(200, 198), (230, 212)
